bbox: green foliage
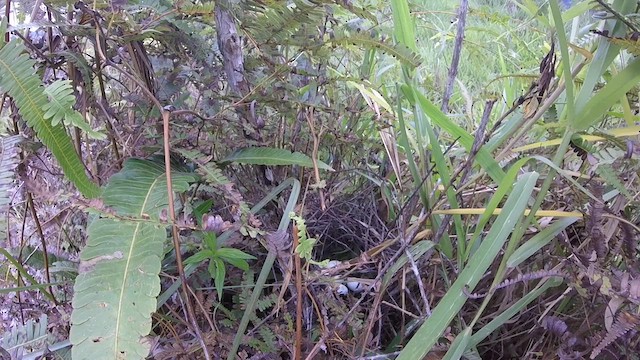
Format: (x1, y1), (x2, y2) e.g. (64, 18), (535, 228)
(5, 0), (640, 357)
(185, 200), (255, 299)
(329, 34), (422, 69)
(0, 37), (99, 198)
(0, 314), (50, 359)
(233, 271), (278, 354)
(397, 172), (540, 359)
(0, 135), (22, 241)
(289, 212), (322, 264)
(245, 0), (328, 46)
(70, 159), (195, 360)
(221, 146), (334, 171)
(43, 80), (105, 140)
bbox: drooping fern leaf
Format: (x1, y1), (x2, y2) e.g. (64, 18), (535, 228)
(70, 158), (195, 360)
(245, 0), (326, 45)
(43, 80), (106, 139)
(590, 312), (640, 359)
(0, 135), (22, 241)
(329, 34), (422, 68)
(0, 38), (100, 198)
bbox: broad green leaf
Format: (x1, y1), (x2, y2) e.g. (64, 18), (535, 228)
(464, 157), (532, 261)
(425, 115), (463, 261)
(443, 327), (471, 360)
(217, 248), (256, 261)
(70, 159), (194, 360)
(221, 147), (334, 171)
(204, 232), (218, 250)
(184, 250), (213, 265)
(221, 256), (251, 272)
(397, 172), (539, 360)
(573, 0), (636, 112)
(550, 0), (575, 122)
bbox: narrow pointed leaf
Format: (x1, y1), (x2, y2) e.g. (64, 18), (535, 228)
(397, 172), (539, 360)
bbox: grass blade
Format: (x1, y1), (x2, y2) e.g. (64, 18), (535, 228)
(396, 172), (539, 360)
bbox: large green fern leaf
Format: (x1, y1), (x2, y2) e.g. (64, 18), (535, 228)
(0, 39), (100, 198)
(70, 159), (195, 359)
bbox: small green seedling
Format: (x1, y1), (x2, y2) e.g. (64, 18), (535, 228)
(185, 200), (256, 299)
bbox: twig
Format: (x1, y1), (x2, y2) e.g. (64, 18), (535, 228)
(293, 224), (303, 360)
(306, 108), (326, 211)
(162, 110), (212, 360)
(26, 193), (58, 305)
(304, 210), (431, 360)
(441, 0), (469, 114)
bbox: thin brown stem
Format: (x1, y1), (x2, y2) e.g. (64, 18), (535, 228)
(26, 193), (58, 304)
(441, 0), (469, 114)
(305, 108), (326, 211)
(163, 110), (212, 360)
(293, 224), (303, 360)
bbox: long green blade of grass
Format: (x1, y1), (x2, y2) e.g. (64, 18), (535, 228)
(396, 172), (539, 359)
(572, 59), (640, 131)
(468, 276), (563, 347)
(403, 85), (505, 183)
(574, 0), (635, 112)
(507, 217), (578, 268)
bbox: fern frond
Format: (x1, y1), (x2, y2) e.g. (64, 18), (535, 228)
(329, 34), (422, 68)
(255, 293), (277, 312)
(246, 0), (326, 44)
(176, 149), (253, 223)
(595, 163), (634, 200)
(0, 39), (100, 198)
(176, 149), (231, 185)
(0, 314), (49, 359)
(177, 1), (215, 17)
(43, 80), (106, 139)
(58, 50), (94, 90)
(590, 312), (640, 359)
(0, 135), (22, 240)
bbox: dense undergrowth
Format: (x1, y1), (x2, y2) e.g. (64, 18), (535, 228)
(1, 0), (640, 359)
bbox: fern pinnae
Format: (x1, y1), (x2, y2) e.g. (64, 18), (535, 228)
(0, 135), (23, 240)
(590, 312), (640, 359)
(0, 39), (100, 198)
(328, 34), (422, 68)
